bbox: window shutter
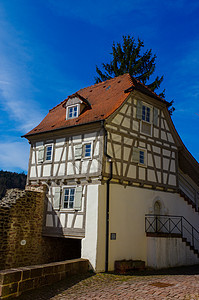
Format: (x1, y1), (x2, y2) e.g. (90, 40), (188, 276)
(153, 107), (159, 126)
(136, 100), (142, 120)
(54, 187), (60, 209)
(38, 146), (44, 163)
(75, 144), (82, 159)
(74, 186), (83, 210)
(132, 147), (140, 163)
(141, 122), (151, 135)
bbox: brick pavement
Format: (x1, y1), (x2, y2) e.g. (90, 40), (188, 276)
(17, 265), (199, 299)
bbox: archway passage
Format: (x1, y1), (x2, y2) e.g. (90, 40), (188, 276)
(42, 237), (81, 263)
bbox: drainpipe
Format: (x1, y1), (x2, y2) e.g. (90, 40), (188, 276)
(103, 123), (113, 272)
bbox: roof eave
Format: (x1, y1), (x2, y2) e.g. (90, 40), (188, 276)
(22, 119), (104, 139)
(124, 85), (170, 106)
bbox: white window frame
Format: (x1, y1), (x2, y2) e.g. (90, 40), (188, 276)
(62, 186), (76, 210)
(138, 148), (147, 167)
(141, 102), (153, 136)
(61, 186), (83, 211)
(45, 144), (53, 162)
(132, 147), (147, 167)
(142, 103), (152, 123)
(140, 120), (152, 136)
(82, 142), (93, 160)
(37, 145), (44, 164)
(66, 104), (80, 120)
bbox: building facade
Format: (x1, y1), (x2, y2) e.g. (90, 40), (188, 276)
(24, 73), (199, 271)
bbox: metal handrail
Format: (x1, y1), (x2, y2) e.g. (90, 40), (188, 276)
(145, 214), (199, 252)
(146, 214), (199, 235)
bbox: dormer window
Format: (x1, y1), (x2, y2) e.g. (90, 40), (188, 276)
(64, 93), (91, 121)
(66, 105), (79, 120)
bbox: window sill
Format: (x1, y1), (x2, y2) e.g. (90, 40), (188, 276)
(60, 208), (81, 212)
(138, 163), (147, 168)
(81, 157), (92, 161)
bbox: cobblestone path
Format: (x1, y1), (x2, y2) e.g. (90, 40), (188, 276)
(18, 266), (199, 299)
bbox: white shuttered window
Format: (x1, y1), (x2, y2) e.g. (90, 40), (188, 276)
(75, 144), (82, 159)
(62, 186), (83, 210)
(132, 147), (147, 166)
(74, 186), (83, 210)
(38, 146), (44, 163)
(54, 187), (61, 209)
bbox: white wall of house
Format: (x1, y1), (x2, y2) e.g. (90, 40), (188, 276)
(81, 184), (101, 271)
(106, 183), (199, 271)
(29, 130), (103, 180)
(147, 237), (199, 269)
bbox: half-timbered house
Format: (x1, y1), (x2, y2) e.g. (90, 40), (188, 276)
(24, 73), (199, 272)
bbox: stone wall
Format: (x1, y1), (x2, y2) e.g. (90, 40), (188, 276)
(0, 188), (81, 271)
(0, 258), (89, 299)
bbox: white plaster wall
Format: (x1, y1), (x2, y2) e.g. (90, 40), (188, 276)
(31, 153), (35, 164)
(30, 166), (36, 178)
(56, 138), (65, 146)
(67, 162), (74, 175)
(84, 132), (97, 142)
(60, 214), (65, 227)
(81, 184), (100, 271)
(74, 215), (83, 228)
(90, 159), (98, 173)
(147, 237), (199, 268)
(94, 141), (100, 156)
(105, 184), (199, 271)
(55, 148), (62, 161)
(67, 214), (73, 228)
(37, 165), (41, 177)
(43, 164), (51, 176)
(95, 184), (106, 272)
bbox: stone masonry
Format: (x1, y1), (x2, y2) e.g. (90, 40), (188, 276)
(0, 187), (81, 271)
(0, 258), (89, 299)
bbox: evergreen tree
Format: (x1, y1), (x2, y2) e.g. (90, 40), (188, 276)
(0, 170), (27, 200)
(95, 35), (174, 114)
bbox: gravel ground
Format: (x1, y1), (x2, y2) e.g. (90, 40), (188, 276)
(17, 265), (199, 300)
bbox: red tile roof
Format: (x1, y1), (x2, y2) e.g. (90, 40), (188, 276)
(24, 73), (167, 137)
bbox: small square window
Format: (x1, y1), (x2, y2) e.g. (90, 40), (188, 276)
(67, 105), (78, 119)
(63, 188), (75, 209)
(45, 145), (52, 161)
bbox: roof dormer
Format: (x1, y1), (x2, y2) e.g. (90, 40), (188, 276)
(63, 93), (91, 120)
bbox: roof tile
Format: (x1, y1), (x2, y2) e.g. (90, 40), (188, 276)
(24, 73), (165, 137)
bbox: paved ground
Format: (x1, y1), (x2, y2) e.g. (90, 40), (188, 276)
(18, 265), (199, 299)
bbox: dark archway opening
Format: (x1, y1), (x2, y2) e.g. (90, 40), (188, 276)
(42, 236), (81, 263)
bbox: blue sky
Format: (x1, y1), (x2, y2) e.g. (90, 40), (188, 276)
(0, 0), (198, 173)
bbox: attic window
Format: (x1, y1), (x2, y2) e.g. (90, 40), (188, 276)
(66, 105), (79, 120)
(106, 85), (111, 91)
(142, 105), (151, 122)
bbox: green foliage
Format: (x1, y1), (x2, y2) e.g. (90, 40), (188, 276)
(0, 170), (27, 200)
(95, 35), (174, 114)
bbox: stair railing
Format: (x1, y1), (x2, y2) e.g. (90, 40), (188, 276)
(145, 214), (199, 253)
(179, 172), (199, 208)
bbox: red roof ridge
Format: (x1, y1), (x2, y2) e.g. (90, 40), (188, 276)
(49, 99), (68, 112)
(78, 73), (132, 92)
(130, 76), (166, 103)
(49, 73), (132, 113)
(24, 73), (169, 138)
